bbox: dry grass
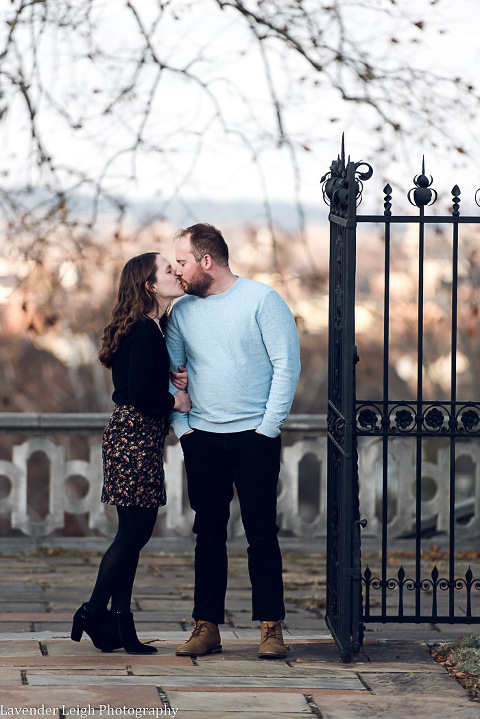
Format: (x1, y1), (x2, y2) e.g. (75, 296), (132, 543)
(429, 634), (480, 702)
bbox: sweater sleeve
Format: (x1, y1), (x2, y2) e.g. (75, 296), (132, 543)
(127, 321), (175, 418)
(165, 306), (191, 438)
(255, 290), (301, 437)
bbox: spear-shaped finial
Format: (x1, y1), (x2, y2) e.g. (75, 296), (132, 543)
(408, 157), (437, 208)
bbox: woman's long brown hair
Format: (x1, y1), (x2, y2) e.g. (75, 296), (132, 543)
(99, 252), (160, 368)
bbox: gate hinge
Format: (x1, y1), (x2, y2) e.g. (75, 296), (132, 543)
(353, 344), (360, 365)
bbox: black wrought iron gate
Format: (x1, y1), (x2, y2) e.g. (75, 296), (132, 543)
(323, 140), (480, 662)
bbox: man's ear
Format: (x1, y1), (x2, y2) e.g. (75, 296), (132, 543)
(202, 254), (212, 270)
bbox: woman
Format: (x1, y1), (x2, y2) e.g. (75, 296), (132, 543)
(71, 252), (190, 655)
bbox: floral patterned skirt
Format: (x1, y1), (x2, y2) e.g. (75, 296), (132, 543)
(101, 405), (168, 508)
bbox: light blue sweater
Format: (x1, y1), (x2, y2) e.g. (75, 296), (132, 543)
(166, 276), (300, 438)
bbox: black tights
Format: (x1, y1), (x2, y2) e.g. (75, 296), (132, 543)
(88, 506), (158, 613)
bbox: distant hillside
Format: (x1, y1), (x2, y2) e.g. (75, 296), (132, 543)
(128, 197), (328, 232)
(3, 187), (328, 233)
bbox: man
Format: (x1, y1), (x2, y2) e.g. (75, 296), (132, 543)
(166, 223), (300, 659)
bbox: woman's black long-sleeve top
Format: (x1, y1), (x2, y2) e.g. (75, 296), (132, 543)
(111, 317), (175, 418)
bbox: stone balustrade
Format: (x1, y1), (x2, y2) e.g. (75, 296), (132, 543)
(0, 413), (478, 543)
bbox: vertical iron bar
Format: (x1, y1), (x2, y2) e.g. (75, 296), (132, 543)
(466, 568), (473, 621)
(449, 195), (460, 617)
(382, 190), (392, 617)
(415, 205), (425, 616)
(432, 568), (438, 621)
(398, 567), (405, 617)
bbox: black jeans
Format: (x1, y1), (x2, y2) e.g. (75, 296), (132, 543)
(180, 429), (285, 624)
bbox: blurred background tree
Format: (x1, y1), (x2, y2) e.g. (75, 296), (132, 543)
(0, 0), (479, 414)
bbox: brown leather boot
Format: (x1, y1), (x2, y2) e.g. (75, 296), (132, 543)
(258, 621), (287, 659)
(175, 620), (222, 657)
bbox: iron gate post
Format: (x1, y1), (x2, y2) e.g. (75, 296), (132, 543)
(322, 140), (372, 661)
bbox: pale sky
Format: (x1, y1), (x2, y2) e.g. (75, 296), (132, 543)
(1, 0), (480, 220)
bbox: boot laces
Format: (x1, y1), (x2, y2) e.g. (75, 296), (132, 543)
(261, 621), (282, 643)
(189, 621), (208, 639)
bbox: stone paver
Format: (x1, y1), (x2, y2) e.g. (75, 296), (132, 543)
(0, 667), (24, 686)
(137, 600), (194, 611)
(27, 668), (130, 677)
(0, 613), (73, 622)
(159, 714), (309, 719)
(167, 690), (312, 712)
(26, 672), (364, 690)
(312, 693), (480, 719)
(0, 640), (43, 657)
(44, 639), (186, 656)
(0, 685), (164, 710)
(359, 670), (468, 697)
(0, 603), (46, 612)
(0, 549), (477, 718)
(130, 659), (353, 677)
(0, 654), (193, 668)
(0, 623), (35, 632)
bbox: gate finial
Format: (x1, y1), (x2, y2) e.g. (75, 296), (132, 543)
(451, 186), (461, 217)
(321, 136), (372, 209)
(383, 184), (393, 216)
(408, 157), (437, 207)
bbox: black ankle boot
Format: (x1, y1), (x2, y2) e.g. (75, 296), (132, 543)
(71, 603), (122, 653)
(115, 611), (158, 655)
(105, 609), (123, 649)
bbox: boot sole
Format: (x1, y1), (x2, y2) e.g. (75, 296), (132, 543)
(175, 644), (222, 657)
(124, 649), (158, 655)
(258, 646), (288, 659)
(258, 652), (287, 659)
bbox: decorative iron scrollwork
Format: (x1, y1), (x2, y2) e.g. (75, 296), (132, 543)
(424, 406), (446, 431)
(321, 135), (373, 211)
(394, 408), (415, 431)
(327, 406), (346, 449)
(356, 402), (480, 436)
(461, 409), (480, 431)
(395, 409), (415, 430)
(363, 564), (480, 621)
(356, 404), (383, 432)
(460, 408), (480, 432)
(389, 403), (417, 433)
(357, 408), (379, 431)
(321, 155), (348, 209)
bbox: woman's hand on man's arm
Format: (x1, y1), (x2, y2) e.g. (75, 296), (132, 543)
(173, 389), (191, 413)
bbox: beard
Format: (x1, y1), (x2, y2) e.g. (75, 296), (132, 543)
(181, 266), (214, 297)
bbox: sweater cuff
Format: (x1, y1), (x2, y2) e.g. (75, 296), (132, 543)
(169, 412), (192, 439)
(256, 419), (281, 438)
